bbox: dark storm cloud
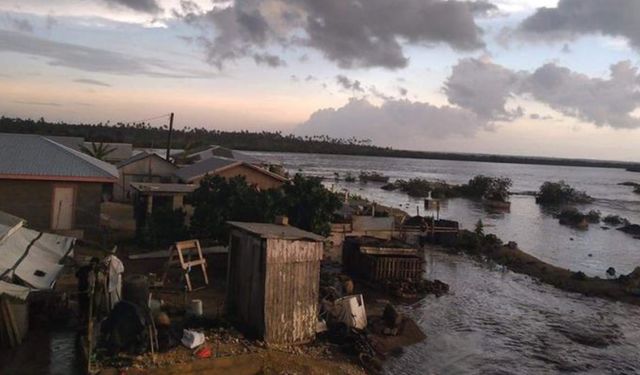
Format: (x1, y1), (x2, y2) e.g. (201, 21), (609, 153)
(444, 57), (640, 129)
(178, 0), (490, 70)
(0, 29), (211, 78)
(253, 52), (286, 67)
(517, 0), (640, 49)
(336, 75), (364, 92)
(103, 0), (162, 13)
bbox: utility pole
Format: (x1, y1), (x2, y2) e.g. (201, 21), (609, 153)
(166, 112), (174, 160)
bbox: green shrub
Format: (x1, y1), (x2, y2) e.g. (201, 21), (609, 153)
(603, 214), (629, 226)
(461, 175), (512, 202)
(536, 181), (593, 205)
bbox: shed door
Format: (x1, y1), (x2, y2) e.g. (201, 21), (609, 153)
(52, 186), (75, 230)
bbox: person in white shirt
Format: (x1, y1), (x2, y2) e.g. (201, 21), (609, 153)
(102, 246), (124, 310)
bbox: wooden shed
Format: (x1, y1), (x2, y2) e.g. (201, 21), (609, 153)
(226, 221), (324, 345)
(343, 236), (423, 282)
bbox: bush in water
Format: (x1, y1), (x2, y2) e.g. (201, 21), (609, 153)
(536, 180), (593, 205)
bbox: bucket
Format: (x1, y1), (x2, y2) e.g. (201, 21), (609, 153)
(190, 299), (203, 317)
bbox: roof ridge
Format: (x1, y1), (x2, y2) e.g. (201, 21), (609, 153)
(42, 136), (117, 178)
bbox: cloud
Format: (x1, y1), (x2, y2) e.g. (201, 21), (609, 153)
(0, 29), (213, 78)
(336, 75), (363, 92)
(179, 0), (489, 70)
(252, 52), (286, 67)
(295, 98), (485, 147)
(444, 57), (524, 121)
(13, 100), (61, 107)
(444, 57), (640, 129)
(516, 0), (640, 48)
(74, 78), (112, 87)
(103, 0), (162, 14)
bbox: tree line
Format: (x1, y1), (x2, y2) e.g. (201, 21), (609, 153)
(1, 116), (639, 170)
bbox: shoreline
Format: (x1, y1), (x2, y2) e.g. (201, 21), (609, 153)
(435, 233), (640, 306)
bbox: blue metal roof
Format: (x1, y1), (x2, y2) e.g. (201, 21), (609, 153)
(0, 133), (118, 181)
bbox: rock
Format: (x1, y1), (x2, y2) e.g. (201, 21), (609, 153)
(507, 241), (518, 249)
(618, 224), (640, 236)
(606, 267), (616, 277)
(588, 254), (593, 257)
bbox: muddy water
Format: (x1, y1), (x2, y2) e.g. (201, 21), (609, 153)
(250, 151), (640, 276)
(384, 250), (640, 375)
(249, 151), (640, 374)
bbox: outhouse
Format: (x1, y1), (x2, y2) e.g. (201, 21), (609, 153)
(226, 221), (324, 344)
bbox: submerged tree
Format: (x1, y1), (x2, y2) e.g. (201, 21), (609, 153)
(536, 180), (593, 205)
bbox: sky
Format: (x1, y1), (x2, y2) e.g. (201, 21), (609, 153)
(1, 0), (640, 161)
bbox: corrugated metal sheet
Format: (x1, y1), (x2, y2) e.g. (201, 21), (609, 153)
(228, 222), (325, 241)
(0, 226), (74, 289)
(0, 133), (117, 179)
(227, 229), (322, 345)
(264, 239), (321, 344)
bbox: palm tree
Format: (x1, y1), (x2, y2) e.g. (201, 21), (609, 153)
(80, 142), (116, 161)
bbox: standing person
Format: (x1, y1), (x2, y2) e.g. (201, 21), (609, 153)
(102, 247), (125, 310)
(75, 257), (100, 324)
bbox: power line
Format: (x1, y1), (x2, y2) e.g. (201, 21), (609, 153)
(126, 113), (172, 124)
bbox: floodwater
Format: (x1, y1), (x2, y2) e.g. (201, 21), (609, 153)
(251, 151), (640, 276)
(387, 250), (640, 375)
(248, 151), (640, 374)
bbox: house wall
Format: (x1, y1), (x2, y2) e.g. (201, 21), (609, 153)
(115, 157), (177, 201)
(0, 179), (104, 237)
(193, 164), (283, 190)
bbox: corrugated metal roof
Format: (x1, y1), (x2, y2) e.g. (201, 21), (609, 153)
(116, 150), (176, 169)
(0, 210), (24, 242)
(180, 145), (265, 165)
(228, 221), (325, 241)
(0, 133), (117, 181)
(175, 156), (239, 182)
(130, 182), (197, 194)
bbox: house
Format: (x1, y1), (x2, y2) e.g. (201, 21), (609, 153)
(130, 182), (197, 229)
(175, 156), (287, 190)
(177, 145), (264, 166)
(226, 220), (324, 344)
(0, 133), (118, 238)
(114, 151), (178, 202)
(0, 210), (75, 348)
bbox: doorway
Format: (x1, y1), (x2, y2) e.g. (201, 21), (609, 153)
(52, 185), (75, 230)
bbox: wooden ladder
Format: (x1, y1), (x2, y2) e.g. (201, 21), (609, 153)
(161, 240), (209, 292)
